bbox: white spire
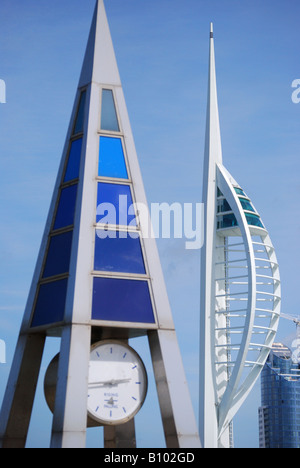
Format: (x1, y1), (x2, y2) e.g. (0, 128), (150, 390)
(79, 0), (121, 88)
(204, 23), (223, 170)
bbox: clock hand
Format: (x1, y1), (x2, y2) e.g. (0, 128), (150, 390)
(89, 378), (131, 387)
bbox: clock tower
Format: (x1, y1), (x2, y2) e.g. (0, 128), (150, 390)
(0, 0), (200, 449)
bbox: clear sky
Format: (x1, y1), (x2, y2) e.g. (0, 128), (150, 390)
(0, 0), (299, 448)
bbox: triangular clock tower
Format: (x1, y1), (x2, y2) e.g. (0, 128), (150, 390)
(0, 0), (200, 449)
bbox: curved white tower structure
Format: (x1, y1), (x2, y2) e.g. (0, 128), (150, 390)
(199, 25), (281, 448)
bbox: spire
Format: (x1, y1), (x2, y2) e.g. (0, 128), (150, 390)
(204, 22), (223, 170)
(79, 0), (121, 88)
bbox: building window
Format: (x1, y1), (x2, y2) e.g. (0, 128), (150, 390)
(101, 89), (120, 132)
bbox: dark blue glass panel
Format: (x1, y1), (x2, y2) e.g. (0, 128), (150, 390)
(64, 138), (83, 182)
(94, 230), (145, 274)
(54, 184), (78, 230)
(101, 89), (120, 132)
(73, 91), (86, 135)
(217, 213), (238, 229)
(98, 137), (128, 179)
(31, 278), (68, 327)
(96, 182), (136, 226)
(92, 277), (155, 323)
(43, 231), (73, 278)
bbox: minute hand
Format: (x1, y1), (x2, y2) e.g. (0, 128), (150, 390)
(89, 378), (131, 386)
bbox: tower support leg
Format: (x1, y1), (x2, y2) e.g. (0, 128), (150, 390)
(104, 419), (136, 448)
(50, 324), (91, 448)
(148, 330), (201, 448)
(0, 333), (46, 448)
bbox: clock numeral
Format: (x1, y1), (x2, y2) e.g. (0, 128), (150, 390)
(123, 407), (126, 413)
(110, 347), (113, 354)
(132, 365), (137, 370)
(123, 352), (127, 359)
(132, 396), (137, 401)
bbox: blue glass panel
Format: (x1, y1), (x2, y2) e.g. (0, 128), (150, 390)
(64, 138), (83, 182)
(239, 197), (255, 212)
(43, 231), (73, 278)
(217, 213), (238, 229)
(234, 187), (247, 197)
(92, 277), (155, 323)
(218, 199), (232, 213)
(101, 89), (120, 132)
(94, 230), (145, 274)
(246, 213), (264, 228)
(96, 182), (136, 226)
(98, 137), (128, 179)
(73, 91), (86, 135)
(54, 184), (78, 230)
(31, 278), (68, 327)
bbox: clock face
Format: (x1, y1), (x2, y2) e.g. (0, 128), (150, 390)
(87, 341), (148, 425)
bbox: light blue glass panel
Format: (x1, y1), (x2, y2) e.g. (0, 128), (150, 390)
(73, 90), (86, 135)
(98, 137), (128, 179)
(101, 89), (120, 132)
(64, 138), (83, 182)
(94, 230), (145, 274)
(96, 182), (136, 226)
(92, 277), (155, 323)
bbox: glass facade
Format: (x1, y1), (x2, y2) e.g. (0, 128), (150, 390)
(94, 88), (154, 324)
(31, 86), (155, 328)
(31, 90), (87, 328)
(259, 343), (300, 448)
(217, 184), (264, 231)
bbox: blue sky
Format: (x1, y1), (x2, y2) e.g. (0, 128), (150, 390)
(0, 0), (299, 448)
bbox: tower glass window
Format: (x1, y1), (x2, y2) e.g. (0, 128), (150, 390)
(96, 182), (136, 226)
(92, 277), (155, 323)
(101, 89), (120, 132)
(98, 136), (128, 179)
(42, 231), (73, 279)
(73, 90), (86, 135)
(54, 184), (78, 230)
(64, 138), (83, 182)
(94, 230), (145, 274)
(31, 278), (68, 327)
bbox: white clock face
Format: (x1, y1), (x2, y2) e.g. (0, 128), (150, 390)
(87, 341), (148, 425)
